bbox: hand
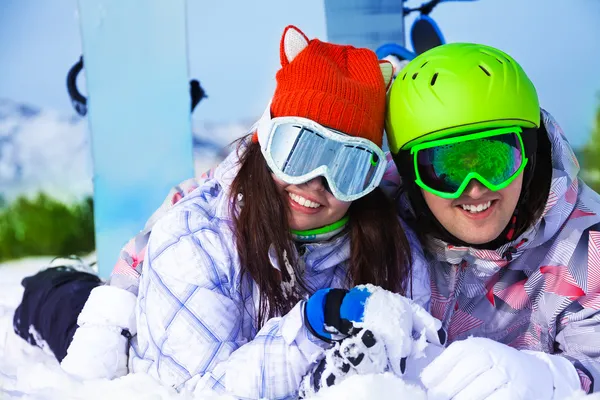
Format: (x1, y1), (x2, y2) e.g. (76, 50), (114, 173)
(305, 284), (446, 377)
(298, 329), (387, 398)
(305, 286), (369, 341)
(61, 285), (137, 380)
(421, 337), (581, 400)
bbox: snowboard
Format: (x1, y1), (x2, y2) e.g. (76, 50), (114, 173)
(76, 0), (195, 278)
(323, 0), (406, 52)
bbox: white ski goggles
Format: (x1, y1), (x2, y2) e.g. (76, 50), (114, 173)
(255, 105), (387, 202)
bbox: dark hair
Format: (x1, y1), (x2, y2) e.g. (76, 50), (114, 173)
(230, 137), (413, 327)
(394, 121), (553, 250)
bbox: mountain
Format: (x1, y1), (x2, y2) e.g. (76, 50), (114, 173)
(191, 118), (252, 176)
(0, 99), (252, 203)
(0, 99), (92, 202)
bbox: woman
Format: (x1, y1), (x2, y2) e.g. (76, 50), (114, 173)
(20, 25), (442, 400)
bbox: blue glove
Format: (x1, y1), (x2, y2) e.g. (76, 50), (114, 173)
(305, 287), (371, 341)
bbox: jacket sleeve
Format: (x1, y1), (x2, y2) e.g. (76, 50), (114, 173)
(555, 309), (600, 393)
(131, 208), (329, 400)
(554, 226), (600, 393)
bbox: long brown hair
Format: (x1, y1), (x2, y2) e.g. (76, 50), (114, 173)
(230, 137), (413, 328)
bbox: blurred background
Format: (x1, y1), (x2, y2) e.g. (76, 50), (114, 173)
(1, 0), (599, 269)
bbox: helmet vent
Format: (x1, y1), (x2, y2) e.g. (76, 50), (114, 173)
(481, 50), (510, 65)
(479, 65), (491, 77)
(430, 72), (438, 86)
(421, 61), (429, 68)
(402, 72), (407, 80)
(412, 72), (419, 80)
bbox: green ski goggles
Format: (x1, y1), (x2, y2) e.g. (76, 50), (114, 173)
(410, 126), (529, 199)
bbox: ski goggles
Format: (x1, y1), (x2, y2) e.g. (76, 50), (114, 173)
(256, 106), (387, 202)
(409, 126), (529, 199)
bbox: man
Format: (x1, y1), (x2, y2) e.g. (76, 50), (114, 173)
(305, 42), (600, 399)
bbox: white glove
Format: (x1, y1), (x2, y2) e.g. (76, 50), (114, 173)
(61, 285), (137, 380)
(299, 329), (388, 398)
(360, 285), (446, 377)
(421, 337), (582, 400)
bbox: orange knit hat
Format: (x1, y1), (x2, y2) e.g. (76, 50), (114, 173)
(270, 26), (393, 147)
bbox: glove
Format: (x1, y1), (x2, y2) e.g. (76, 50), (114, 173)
(298, 329), (387, 399)
(421, 337), (582, 400)
(305, 286), (369, 341)
(61, 285), (137, 380)
(305, 284), (446, 377)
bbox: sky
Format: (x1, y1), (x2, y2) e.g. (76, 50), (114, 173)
(0, 0), (599, 147)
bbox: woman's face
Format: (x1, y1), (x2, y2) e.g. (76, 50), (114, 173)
(422, 174), (524, 245)
(272, 175), (351, 231)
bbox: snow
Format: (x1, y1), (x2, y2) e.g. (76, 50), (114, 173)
(358, 284), (445, 379)
(361, 285), (414, 367)
(310, 373), (426, 400)
(1, 258), (600, 399)
(0, 256), (196, 400)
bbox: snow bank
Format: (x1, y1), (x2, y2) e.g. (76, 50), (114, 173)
(0, 257), (196, 400)
(311, 373), (426, 400)
(2, 258), (600, 400)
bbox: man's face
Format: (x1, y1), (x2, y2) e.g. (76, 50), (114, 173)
(422, 174), (523, 245)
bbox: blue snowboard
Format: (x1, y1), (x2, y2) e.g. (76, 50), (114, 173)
(76, 0), (195, 278)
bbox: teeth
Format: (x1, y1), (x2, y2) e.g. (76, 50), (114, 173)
(460, 200), (492, 214)
(289, 192), (321, 208)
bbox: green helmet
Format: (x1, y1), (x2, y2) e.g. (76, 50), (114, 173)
(386, 43), (540, 153)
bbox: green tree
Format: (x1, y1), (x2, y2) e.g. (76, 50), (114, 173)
(0, 193), (95, 263)
(581, 98), (600, 193)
